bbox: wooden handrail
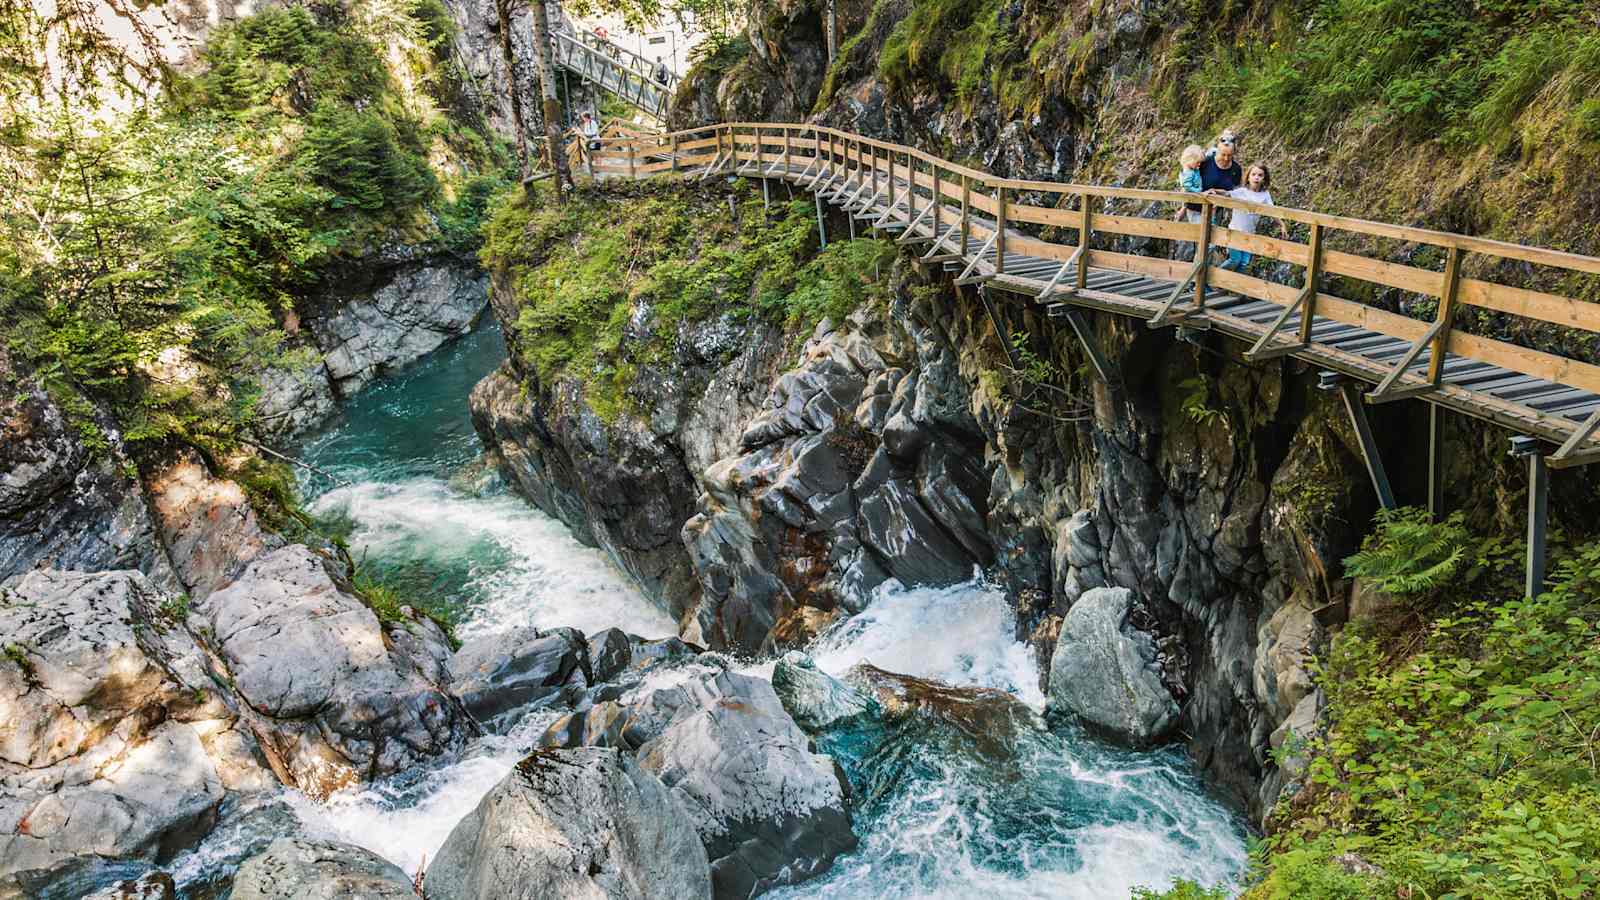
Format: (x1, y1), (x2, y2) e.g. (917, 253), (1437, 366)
(582, 121), (1600, 335)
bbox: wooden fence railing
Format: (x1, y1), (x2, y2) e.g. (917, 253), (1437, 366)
(572, 121), (1600, 465)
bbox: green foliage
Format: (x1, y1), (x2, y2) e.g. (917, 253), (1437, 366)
(351, 567), (461, 650)
(1344, 507), (1470, 595)
(1255, 534), (1600, 898)
(2, 0), (509, 459)
(158, 593), (191, 623)
(2, 644), (34, 681)
(767, 238), (898, 332)
(876, 0), (1019, 114)
(1181, 0), (1600, 150)
(1132, 880), (1231, 900)
(481, 182), (895, 421)
(1008, 330), (1062, 388)
(1177, 376), (1224, 426)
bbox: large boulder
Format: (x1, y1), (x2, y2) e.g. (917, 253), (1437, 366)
(145, 453), (281, 601)
(1047, 587), (1180, 746)
(230, 838), (414, 900)
(193, 545), (471, 799)
(447, 626), (590, 730)
(769, 652), (878, 733)
(425, 747), (712, 900)
(539, 666), (857, 899)
(0, 569), (263, 899)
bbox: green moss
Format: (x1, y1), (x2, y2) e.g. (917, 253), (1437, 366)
(481, 181), (898, 421)
(3, 644), (33, 681)
(351, 568), (462, 651)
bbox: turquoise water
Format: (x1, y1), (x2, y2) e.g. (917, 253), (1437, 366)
(170, 317), (1247, 897)
(294, 318), (674, 640)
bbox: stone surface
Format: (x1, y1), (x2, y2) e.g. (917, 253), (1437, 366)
(448, 626), (589, 729)
(194, 545), (470, 799)
(231, 838), (414, 900)
(770, 651), (878, 733)
(314, 262), (487, 397)
(0, 349), (176, 588)
(1047, 587), (1179, 746)
(425, 747), (712, 900)
(538, 666), (856, 899)
(81, 872), (176, 900)
(0, 569), (254, 898)
(146, 453), (281, 601)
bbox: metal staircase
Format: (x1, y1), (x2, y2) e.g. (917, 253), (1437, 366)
(551, 28), (677, 122)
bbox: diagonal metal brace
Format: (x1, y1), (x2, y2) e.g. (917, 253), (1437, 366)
(1036, 245), (1086, 301)
(1549, 407), (1600, 468)
(1244, 284), (1312, 362)
(1147, 258), (1205, 327)
(1365, 318), (1446, 403)
(896, 202), (936, 244)
(955, 231), (999, 282)
(1058, 307), (1116, 384)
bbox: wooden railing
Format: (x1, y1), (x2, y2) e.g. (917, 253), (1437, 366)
(577, 122), (1600, 463)
(550, 29), (675, 121)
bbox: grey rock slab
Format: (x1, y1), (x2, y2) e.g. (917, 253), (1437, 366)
(230, 838), (414, 900)
(447, 626), (589, 729)
(195, 545), (469, 798)
(635, 670), (856, 900)
(1047, 587), (1180, 746)
(770, 652), (878, 733)
(425, 747), (712, 900)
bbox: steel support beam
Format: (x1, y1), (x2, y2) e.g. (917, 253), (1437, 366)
(1322, 372), (1396, 510)
(1428, 404), (1445, 521)
(1054, 306), (1115, 384)
(1512, 436), (1550, 598)
(815, 193), (828, 249)
(978, 288), (1021, 370)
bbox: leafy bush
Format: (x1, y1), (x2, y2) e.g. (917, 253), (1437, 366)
(1344, 507), (1470, 595)
(1255, 536), (1600, 898)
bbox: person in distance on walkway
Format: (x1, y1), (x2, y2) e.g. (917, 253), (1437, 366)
(580, 111), (601, 151)
(654, 57), (670, 87)
(1219, 163), (1290, 271)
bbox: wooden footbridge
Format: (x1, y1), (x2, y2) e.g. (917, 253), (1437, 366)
(550, 28), (677, 121)
(576, 122), (1600, 595)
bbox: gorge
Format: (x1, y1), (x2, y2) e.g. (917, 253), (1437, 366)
(6, 0), (1600, 897)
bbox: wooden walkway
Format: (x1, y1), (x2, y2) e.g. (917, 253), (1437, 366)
(551, 30), (676, 122)
(587, 123), (1600, 474)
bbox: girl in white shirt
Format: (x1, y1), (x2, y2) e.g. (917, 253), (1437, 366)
(1220, 163), (1290, 271)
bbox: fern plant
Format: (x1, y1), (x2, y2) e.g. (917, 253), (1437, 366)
(1344, 507), (1469, 595)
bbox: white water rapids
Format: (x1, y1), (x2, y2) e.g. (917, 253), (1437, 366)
(166, 320), (1247, 897)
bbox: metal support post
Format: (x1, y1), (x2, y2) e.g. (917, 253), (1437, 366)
(1511, 435), (1549, 598)
(1428, 405), (1445, 520)
(815, 193), (828, 248)
(1321, 372), (1396, 510)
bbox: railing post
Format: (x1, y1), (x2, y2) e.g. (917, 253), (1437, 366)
(670, 133), (678, 173)
(755, 124), (763, 170)
(870, 145), (879, 200)
(784, 127), (792, 172)
(960, 175), (971, 254)
(1297, 223), (1324, 344)
(1427, 246), (1463, 384)
(887, 150), (897, 212)
(1076, 192), (1092, 291)
(1194, 198), (1213, 309)
(627, 138), (635, 179)
(906, 156), (918, 224)
(994, 185), (1007, 276)
(932, 165), (942, 242)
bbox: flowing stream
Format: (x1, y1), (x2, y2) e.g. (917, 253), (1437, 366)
(172, 317), (1248, 897)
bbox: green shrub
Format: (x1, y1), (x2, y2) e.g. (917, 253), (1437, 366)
(1344, 507), (1469, 595)
(1255, 537), (1600, 898)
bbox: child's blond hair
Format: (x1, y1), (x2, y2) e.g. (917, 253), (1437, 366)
(1180, 144), (1205, 167)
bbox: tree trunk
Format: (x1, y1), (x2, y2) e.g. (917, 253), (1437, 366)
(494, 0), (532, 182)
(527, 0), (573, 198)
